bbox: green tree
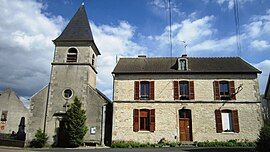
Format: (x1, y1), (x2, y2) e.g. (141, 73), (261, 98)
(256, 123), (270, 152)
(65, 96), (88, 147)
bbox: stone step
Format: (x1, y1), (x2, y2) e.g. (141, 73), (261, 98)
(181, 141), (194, 144)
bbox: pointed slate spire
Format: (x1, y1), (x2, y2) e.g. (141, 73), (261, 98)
(53, 4), (100, 55)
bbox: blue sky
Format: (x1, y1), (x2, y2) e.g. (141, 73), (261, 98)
(0, 0), (270, 107)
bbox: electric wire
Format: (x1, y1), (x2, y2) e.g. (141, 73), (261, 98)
(169, 0), (172, 58)
(233, 0), (241, 56)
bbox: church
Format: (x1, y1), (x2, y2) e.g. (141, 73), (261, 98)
(27, 4), (112, 146)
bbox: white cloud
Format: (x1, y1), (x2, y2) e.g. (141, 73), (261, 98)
(189, 36), (236, 52)
(188, 12), (198, 20)
(0, 0), (145, 102)
(150, 9), (270, 55)
(244, 9), (270, 38)
(92, 21), (146, 99)
(155, 15), (215, 47)
(175, 16), (215, 44)
(150, 0), (180, 14)
(245, 21), (263, 38)
(149, 0), (185, 18)
(0, 0), (65, 102)
(254, 60), (270, 93)
(239, 9), (270, 54)
(217, 0), (253, 10)
(150, 15), (238, 55)
(251, 40), (270, 50)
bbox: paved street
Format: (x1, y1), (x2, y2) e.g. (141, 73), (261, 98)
(0, 146), (256, 152)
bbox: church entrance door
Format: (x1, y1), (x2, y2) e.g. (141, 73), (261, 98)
(57, 120), (68, 147)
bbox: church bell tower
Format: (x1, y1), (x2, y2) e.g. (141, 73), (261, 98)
(45, 4), (100, 143)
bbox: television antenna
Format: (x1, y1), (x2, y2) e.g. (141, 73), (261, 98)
(181, 40), (187, 55)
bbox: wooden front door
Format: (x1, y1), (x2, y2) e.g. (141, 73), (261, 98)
(179, 109), (192, 141)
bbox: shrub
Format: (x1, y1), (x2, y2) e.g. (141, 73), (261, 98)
(111, 140), (181, 148)
(30, 129), (48, 148)
(111, 141), (141, 148)
(196, 139), (255, 148)
(0, 133), (13, 140)
(168, 141), (181, 147)
(256, 123), (270, 152)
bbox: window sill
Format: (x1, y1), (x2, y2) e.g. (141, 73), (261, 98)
(137, 99), (153, 101)
(221, 131), (236, 134)
(140, 97), (150, 100)
(138, 130), (151, 133)
(214, 100), (235, 101)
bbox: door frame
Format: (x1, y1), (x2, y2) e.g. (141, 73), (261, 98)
(178, 109), (193, 141)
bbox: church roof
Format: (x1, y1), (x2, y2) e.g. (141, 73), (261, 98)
(54, 5), (94, 42)
(112, 56), (261, 74)
(53, 4), (100, 55)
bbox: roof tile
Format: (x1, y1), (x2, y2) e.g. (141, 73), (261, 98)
(112, 57), (261, 74)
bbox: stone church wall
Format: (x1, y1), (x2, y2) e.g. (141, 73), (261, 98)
(27, 86), (48, 142)
(84, 86), (108, 144)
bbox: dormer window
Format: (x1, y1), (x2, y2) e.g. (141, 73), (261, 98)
(92, 54), (95, 66)
(67, 48), (78, 62)
(178, 58), (188, 70)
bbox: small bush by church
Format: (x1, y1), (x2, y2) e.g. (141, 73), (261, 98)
(29, 129), (48, 148)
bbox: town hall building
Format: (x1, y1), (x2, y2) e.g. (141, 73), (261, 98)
(112, 55), (263, 143)
(27, 4), (112, 146)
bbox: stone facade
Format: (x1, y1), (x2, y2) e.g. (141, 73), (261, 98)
(27, 86), (48, 141)
(114, 74), (260, 102)
(27, 42), (111, 146)
(27, 5), (112, 146)
(112, 73), (263, 143)
(52, 46), (97, 88)
(45, 46), (96, 144)
(0, 88), (28, 134)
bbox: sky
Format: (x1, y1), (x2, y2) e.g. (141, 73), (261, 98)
(0, 0), (270, 107)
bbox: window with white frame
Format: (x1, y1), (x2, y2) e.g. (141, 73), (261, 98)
(221, 110), (233, 132)
(179, 59), (187, 70)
